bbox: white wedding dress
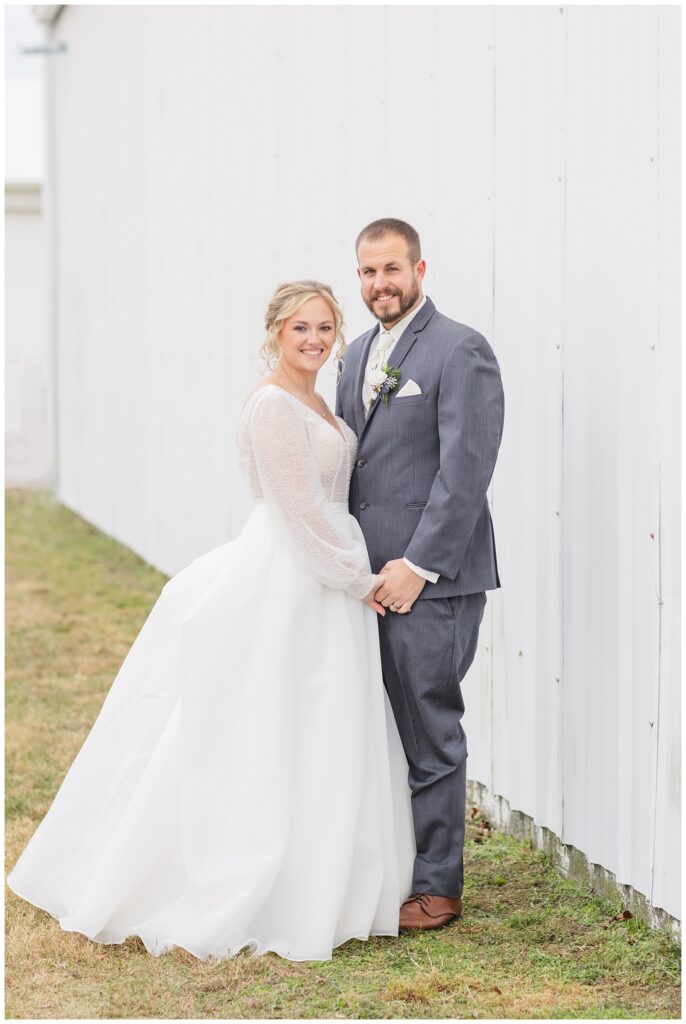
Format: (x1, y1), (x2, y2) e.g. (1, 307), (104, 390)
(7, 384), (415, 962)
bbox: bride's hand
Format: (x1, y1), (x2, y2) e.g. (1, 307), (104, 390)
(364, 576), (387, 616)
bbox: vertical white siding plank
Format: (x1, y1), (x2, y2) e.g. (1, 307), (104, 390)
(340, 4), (387, 340)
(651, 4), (681, 920)
(489, 6), (566, 834)
(563, 6), (661, 897)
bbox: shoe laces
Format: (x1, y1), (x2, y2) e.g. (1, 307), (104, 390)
(407, 892), (432, 909)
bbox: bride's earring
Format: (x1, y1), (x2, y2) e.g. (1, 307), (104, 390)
(270, 326), (282, 370)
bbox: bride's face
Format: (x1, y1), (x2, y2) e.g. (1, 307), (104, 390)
(276, 297), (336, 374)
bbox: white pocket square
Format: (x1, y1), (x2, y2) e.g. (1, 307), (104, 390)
(396, 379), (422, 397)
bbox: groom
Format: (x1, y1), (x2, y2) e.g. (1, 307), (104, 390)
(336, 218), (504, 930)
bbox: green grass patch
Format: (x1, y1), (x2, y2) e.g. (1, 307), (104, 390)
(5, 489), (681, 1019)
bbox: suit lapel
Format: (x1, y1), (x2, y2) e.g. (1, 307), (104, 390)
(357, 297), (437, 442)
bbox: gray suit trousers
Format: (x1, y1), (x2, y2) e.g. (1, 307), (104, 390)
(378, 591), (487, 898)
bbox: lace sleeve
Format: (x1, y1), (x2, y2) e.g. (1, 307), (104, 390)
(246, 389), (377, 600)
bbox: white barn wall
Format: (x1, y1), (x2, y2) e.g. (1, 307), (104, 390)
(562, 3), (662, 908)
(41, 5), (679, 922)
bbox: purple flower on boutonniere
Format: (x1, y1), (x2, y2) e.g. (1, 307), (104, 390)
(369, 364), (402, 406)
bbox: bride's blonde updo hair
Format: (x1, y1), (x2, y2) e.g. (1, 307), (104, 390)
(260, 280), (346, 373)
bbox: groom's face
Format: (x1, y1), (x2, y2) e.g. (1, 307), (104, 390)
(357, 233), (426, 328)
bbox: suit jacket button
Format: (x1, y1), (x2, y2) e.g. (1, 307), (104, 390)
(359, 502), (367, 510)
(357, 458), (366, 468)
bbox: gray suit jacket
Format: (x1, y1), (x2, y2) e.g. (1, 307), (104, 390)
(335, 296), (504, 599)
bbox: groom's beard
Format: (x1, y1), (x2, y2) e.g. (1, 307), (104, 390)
(366, 280), (422, 326)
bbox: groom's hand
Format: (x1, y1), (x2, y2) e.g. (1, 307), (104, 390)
(375, 559), (426, 612)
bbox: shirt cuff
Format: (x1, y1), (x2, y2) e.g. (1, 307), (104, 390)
(403, 557), (439, 584)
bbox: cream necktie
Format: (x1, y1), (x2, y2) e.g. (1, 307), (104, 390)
(364, 330), (394, 413)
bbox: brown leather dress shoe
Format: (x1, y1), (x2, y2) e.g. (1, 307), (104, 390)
(399, 892), (463, 931)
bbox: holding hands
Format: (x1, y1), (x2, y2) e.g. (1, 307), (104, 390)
(370, 559), (426, 615)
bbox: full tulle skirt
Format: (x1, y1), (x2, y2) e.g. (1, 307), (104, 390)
(7, 501), (415, 962)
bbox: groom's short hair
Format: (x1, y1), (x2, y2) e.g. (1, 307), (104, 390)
(355, 218), (421, 265)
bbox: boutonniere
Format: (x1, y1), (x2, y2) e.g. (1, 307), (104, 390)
(369, 364), (401, 406)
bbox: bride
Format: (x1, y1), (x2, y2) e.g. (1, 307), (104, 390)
(7, 280), (415, 962)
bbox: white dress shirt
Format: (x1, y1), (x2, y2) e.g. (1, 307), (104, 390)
(362, 295), (427, 409)
(361, 295), (440, 586)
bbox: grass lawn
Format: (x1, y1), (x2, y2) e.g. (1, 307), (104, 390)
(5, 488), (681, 1019)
